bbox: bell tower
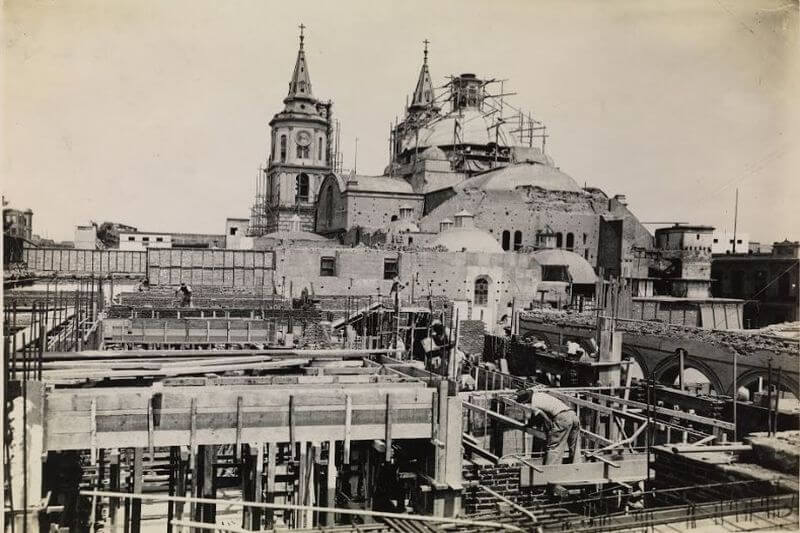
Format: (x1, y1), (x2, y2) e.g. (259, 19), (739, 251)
(256, 24), (333, 234)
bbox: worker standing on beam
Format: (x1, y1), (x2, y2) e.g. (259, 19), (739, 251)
(516, 387), (581, 465)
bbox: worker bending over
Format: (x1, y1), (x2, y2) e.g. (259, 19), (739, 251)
(516, 388), (581, 465)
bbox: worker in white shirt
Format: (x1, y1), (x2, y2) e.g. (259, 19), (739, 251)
(516, 388), (581, 465)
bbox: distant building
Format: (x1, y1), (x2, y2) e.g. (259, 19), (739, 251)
(653, 224), (714, 298)
(225, 217), (253, 249)
(74, 225), (98, 250)
(3, 207), (33, 240)
(118, 230), (225, 251)
(712, 231), (749, 254)
(711, 240), (799, 327)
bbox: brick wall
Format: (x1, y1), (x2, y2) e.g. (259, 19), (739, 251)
(346, 194), (424, 231)
(461, 464), (525, 514)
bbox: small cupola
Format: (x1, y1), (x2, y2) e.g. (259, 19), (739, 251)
(453, 210), (474, 228)
(439, 218), (454, 232)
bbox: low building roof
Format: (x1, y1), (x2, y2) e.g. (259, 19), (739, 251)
(262, 230), (330, 242)
(433, 227), (503, 253)
(330, 173), (416, 195)
(532, 249), (597, 284)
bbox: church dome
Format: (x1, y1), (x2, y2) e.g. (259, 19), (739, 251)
(420, 109), (517, 148)
(459, 162), (584, 193)
(433, 227), (503, 253)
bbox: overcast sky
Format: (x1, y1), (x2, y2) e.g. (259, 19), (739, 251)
(3, 0), (798, 243)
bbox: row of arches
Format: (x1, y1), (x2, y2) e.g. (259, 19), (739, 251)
(621, 347), (799, 400)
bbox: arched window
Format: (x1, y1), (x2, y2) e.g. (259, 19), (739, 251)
(325, 186), (334, 226)
(296, 174), (310, 202)
(556, 232), (564, 248)
(501, 230), (511, 251)
(474, 278), (489, 306)
(280, 135), (287, 162)
(318, 137), (323, 161)
(566, 233), (575, 249)
(513, 230), (522, 251)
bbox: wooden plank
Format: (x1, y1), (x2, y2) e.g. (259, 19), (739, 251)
(289, 395), (296, 460)
(343, 395), (352, 464)
(90, 398), (97, 465)
(235, 396), (243, 460)
(385, 394), (393, 462)
(131, 448), (143, 533)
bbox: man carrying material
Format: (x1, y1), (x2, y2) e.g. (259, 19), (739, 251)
(516, 388), (581, 465)
(175, 282), (193, 308)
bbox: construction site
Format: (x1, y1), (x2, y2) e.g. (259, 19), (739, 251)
(2, 267), (799, 532)
(4, 11), (800, 533)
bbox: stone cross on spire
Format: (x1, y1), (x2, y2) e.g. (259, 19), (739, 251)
(299, 23), (305, 50)
(285, 23), (314, 101)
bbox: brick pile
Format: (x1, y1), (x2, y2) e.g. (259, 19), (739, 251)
(297, 321), (332, 348)
(458, 320), (487, 356)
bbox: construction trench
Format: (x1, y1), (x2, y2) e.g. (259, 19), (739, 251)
(3, 281), (799, 532)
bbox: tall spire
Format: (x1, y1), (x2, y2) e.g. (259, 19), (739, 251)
(409, 39), (436, 113)
(286, 23), (314, 102)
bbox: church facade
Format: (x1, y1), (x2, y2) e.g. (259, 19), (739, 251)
(248, 30), (673, 294)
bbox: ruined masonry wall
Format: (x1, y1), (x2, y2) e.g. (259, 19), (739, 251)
(346, 194), (424, 230)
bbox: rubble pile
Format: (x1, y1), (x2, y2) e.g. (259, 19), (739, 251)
(520, 309), (799, 355)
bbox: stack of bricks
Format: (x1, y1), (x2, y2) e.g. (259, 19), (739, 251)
(297, 321), (332, 348)
(458, 320), (487, 356)
(461, 464), (524, 514)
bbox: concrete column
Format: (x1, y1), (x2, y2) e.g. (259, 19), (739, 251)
(109, 449), (122, 533)
(8, 381), (45, 533)
(432, 380), (464, 518)
(324, 440), (337, 526)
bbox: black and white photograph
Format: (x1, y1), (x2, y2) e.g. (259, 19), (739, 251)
(2, 1), (799, 531)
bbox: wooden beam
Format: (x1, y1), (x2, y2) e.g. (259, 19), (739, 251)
(343, 395), (352, 465)
(385, 394), (393, 462)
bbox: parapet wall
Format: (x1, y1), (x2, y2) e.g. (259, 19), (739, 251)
(23, 248), (146, 274)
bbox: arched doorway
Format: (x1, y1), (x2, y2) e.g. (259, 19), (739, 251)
(654, 354), (724, 395)
(736, 370), (799, 405)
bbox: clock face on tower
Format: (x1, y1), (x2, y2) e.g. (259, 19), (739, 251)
(295, 131), (311, 146)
